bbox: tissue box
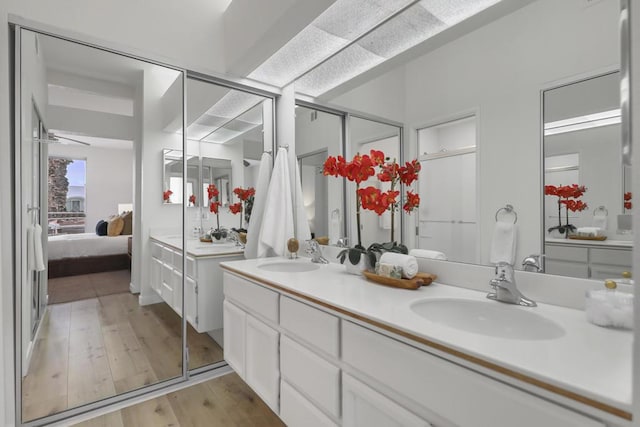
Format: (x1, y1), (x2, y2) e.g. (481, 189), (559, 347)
(585, 290), (633, 329)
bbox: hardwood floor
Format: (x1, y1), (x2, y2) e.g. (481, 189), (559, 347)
(72, 374), (285, 427)
(23, 287), (224, 422)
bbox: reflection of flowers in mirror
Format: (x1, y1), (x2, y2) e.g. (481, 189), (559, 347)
(188, 194), (196, 206)
(624, 192), (632, 210)
(163, 190), (173, 202)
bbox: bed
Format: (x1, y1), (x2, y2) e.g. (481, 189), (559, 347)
(48, 233), (131, 278)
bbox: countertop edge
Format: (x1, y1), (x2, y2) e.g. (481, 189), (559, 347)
(220, 264), (633, 421)
(150, 236), (244, 258)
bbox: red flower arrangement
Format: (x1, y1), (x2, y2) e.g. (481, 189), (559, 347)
(208, 184), (222, 231)
(624, 192), (632, 210)
(163, 190), (173, 202)
(544, 184), (588, 237)
(188, 194), (196, 206)
(229, 187), (256, 230)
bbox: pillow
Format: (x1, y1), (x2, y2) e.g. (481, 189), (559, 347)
(120, 211), (133, 235)
(95, 220), (108, 236)
(107, 216), (125, 236)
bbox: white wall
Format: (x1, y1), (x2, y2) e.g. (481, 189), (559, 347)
(328, 0), (620, 266)
(47, 144), (134, 232)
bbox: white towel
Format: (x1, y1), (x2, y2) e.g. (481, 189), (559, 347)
(593, 215), (607, 229)
(576, 227), (604, 236)
(489, 221), (517, 265)
(409, 249), (447, 261)
(28, 224), (46, 272)
(258, 148), (294, 258)
(245, 152), (273, 259)
(379, 252), (419, 279)
(293, 159), (311, 242)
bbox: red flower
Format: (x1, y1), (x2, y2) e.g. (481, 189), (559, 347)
(624, 192), (632, 201)
(233, 187), (256, 201)
(399, 160), (421, 186)
(207, 184), (219, 201)
(357, 187), (399, 215)
(370, 149), (385, 166)
(344, 154), (376, 184)
(358, 186), (381, 210)
(377, 162), (399, 182)
(323, 155), (347, 177)
(544, 185), (558, 196)
(229, 202), (242, 214)
(403, 191), (420, 213)
(556, 184), (586, 199)
(209, 201), (220, 214)
(625, 201), (633, 210)
(560, 199), (588, 212)
(163, 190), (173, 201)
(189, 194), (196, 205)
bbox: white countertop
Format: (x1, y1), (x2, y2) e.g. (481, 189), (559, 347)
(151, 235), (244, 258)
(221, 257), (632, 416)
(546, 237), (633, 249)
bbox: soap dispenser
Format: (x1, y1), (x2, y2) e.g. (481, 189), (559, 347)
(585, 280), (633, 329)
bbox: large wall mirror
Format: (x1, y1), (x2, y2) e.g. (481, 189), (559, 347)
(184, 76), (274, 371)
(16, 28), (186, 423)
(297, 0), (626, 280)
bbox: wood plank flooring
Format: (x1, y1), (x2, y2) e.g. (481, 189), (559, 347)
(23, 277), (224, 422)
(72, 373), (285, 427)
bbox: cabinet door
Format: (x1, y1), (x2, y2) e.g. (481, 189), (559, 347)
(151, 257), (162, 293)
(246, 314), (280, 413)
(223, 300), (246, 377)
(172, 269), (182, 315)
(184, 276), (198, 328)
(343, 374), (431, 427)
(161, 263), (174, 303)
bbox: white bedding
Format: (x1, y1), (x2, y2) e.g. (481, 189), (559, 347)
(48, 233), (129, 260)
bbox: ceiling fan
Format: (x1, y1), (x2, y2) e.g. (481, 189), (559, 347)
(33, 132), (91, 146)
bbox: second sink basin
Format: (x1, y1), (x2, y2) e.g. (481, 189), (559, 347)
(258, 261), (321, 273)
(411, 298), (565, 341)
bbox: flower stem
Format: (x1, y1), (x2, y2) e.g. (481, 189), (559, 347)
(356, 183), (362, 247)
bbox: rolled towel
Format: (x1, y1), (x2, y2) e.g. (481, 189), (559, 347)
(409, 249), (447, 261)
(576, 227), (603, 237)
(379, 252), (419, 279)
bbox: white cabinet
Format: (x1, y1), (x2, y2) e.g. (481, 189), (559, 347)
(343, 374), (431, 427)
(222, 271), (608, 427)
(149, 238), (243, 336)
(545, 243), (631, 279)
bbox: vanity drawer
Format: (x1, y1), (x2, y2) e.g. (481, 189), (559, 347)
(342, 321), (604, 427)
(280, 296), (339, 357)
(281, 335), (341, 418)
(590, 248), (632, 267)
(545, 245), (588, 263)
(173, 250), (183, 272)
(161, 245), (174, 264)
(150, 241), (163, 259)
(186, 255), (197, 279)
(281, 380), (338, 427)
(223, 272), (279, 323)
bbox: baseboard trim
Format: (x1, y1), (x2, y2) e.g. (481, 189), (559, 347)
(138, 292), (162, 306)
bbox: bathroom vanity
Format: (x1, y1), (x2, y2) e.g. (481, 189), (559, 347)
(545, 238), (632, 279)
(221, 258), (631, 427)
(150, 236), (244, 343)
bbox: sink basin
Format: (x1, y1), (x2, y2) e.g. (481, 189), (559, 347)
(411, 298), (565, 340)
(258, 261), (321, 273)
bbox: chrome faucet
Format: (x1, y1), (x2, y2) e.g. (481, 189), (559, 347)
(227, 230), (245, 249)
(487, 262), (536, 307)
(306, 239), (329, 264)
(522, 254), (544, 273)
(336, 237), (349, 248)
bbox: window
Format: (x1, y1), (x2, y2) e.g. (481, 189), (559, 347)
(48, 157), (86, 235)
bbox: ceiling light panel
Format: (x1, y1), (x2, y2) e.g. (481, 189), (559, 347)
(248, 0), (416, 87)
(356, 4), (446, 58)
(296, 0), (502, 96)
(313, 0), (416, 41)
(419, 0), (501, 26)
(295, 44), (386, 97)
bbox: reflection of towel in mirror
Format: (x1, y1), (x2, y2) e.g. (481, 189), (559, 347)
(409, 249), (447, 261)
(28, 224), (46, 272)
(245, 152), (273, 259)
(293, 160), (311, 242)
(489, 221), (517, 265)
(258, 147), (294, 258)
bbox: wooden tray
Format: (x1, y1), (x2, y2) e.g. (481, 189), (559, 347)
(199, 237), (213, 243)
(568, 235), (607, 241)
(362, 271), (437, 290)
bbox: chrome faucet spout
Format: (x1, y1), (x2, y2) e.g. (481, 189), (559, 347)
(487, 262), (536, 307)
(306, 239), (329, 264)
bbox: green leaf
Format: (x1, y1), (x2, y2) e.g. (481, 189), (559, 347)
(366, 252), (376, 268)
(348, 249), (362, 265)
(337, 249), (348, 264)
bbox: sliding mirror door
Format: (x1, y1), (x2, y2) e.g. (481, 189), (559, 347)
(17, 29), (185, 423)
(184, 76), (274, 371)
